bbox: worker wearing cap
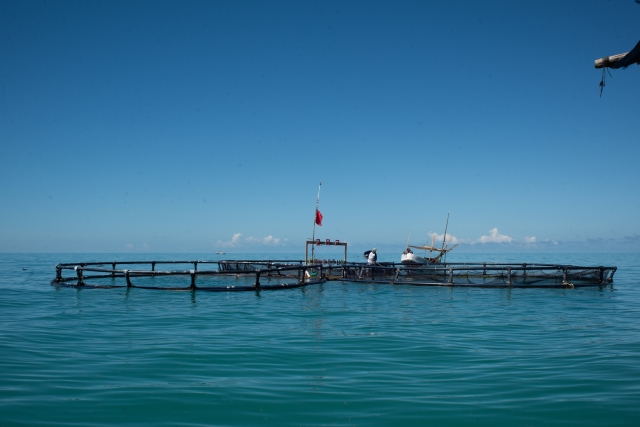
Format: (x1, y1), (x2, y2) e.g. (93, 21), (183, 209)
(367, 248), (377, 265)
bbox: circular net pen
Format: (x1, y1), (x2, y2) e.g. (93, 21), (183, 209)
(52, 260), (325, 292)
(52, 260), (617, 291)
(336, 262), (617, 288)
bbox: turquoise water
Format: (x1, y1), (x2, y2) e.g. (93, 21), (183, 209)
(1, 252), (639, 426)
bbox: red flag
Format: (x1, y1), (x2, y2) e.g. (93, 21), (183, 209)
(315, 209), (323, 226)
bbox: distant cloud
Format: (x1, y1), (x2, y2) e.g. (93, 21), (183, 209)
(216, 233), (243, 247)
(524, 236), (536, 243)
(478, 228), (513, 244)
(215, 233), (284, 247)
(538, 239), (558, 246)
(245, 235), (281, 245)
(262, 235), (281, 245)
(123, 242), (149, 252)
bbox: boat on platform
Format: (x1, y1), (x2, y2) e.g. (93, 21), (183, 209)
(401, 242), (458, 265)
(401, 214), (459, 265)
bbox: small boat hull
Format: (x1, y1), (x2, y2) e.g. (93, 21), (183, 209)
(401, 252), (439, 265)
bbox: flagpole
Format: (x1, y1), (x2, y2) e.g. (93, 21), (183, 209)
(311, 181), (321, 263)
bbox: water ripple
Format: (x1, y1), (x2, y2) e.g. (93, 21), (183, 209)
(1, 253), (639, 426)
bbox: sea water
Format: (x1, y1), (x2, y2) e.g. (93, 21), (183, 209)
(1, 252), (639, 426)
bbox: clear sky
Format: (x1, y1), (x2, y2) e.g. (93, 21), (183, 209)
(1, 0), (639, 253)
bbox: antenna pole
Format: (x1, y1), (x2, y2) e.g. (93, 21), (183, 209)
(311, 181), (322, 263)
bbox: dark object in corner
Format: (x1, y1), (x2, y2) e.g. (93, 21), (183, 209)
(611, 40), (640, 69)
(595, 40), (640, 69)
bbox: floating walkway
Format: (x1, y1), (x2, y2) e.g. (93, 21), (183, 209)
(52, 260), (616, 291)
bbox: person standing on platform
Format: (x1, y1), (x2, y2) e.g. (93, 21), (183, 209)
(367, 248), (377, 265)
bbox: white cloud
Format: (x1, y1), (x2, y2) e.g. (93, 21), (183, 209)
(541, 239), (559, 245)
(124, 243), (134, 249)
(478, 228), (513, 244)
(216, 233), (284, 248)
(524, 236), (536, 243)
(261, 235), (281, 245)
(216, 233), (243, 247)
(245, 235), (282, 246)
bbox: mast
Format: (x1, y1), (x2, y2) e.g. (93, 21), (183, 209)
(441, 212), (450, 263)
(310, 181), (322, 263)
(429, 235), (435, 259)
(441, 212), (449, 251)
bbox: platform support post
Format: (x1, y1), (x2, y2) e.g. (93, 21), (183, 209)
(190, 270), (197, 289)
(193, 261), (198, 272)
(599, 267), (604, 284)
(125, 270), (132, 287)
(522, 263), (527, 279)
(448, 267), (454, 284)
(75, 266), (84, 286)
(152, 262), (156, 272)
(483, 263), (487, 276)
(56, 266), (62, 283)
(112, 262), (116, 276)
(506, 268), (512, 286)
(255, 270), (261, 288)
(562, 268), (568, 285)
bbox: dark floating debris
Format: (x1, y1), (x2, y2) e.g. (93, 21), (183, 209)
(51, 259), (616, 292)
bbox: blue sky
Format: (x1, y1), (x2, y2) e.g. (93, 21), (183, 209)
(1, 0), (639, 253)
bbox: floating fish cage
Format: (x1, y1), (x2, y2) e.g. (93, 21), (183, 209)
(52, 260), (323, 291)
(334, 262), (617, 288)
(52, 259), (616, 291)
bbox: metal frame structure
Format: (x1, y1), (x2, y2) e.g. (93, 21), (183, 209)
(304, 239), (347, 264)
(52, 259), (616, 291)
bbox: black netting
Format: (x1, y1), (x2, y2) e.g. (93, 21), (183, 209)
(53, 261), (616, 291)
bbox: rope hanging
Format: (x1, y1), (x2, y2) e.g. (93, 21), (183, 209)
(599, 67), (612, 97)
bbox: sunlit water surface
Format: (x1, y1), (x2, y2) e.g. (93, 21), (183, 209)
(1, 253), (639, 426)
